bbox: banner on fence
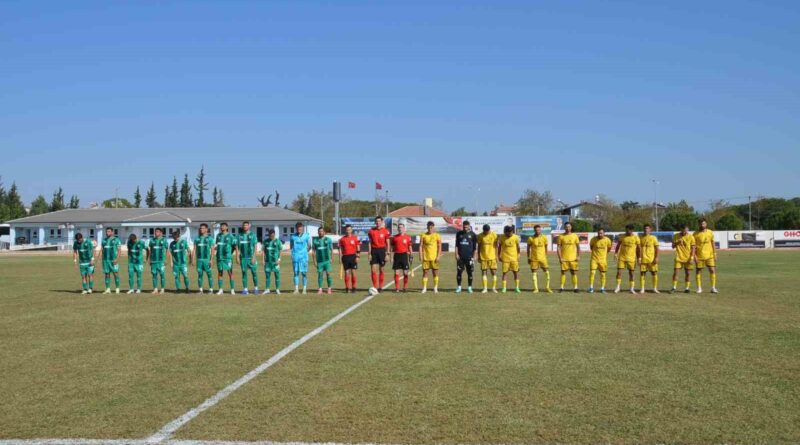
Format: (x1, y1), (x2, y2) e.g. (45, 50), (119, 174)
(727, 231), (767, 248)
(517, 215), (567, 237)
(774, 230), (800, 248)
(340, 217), (392, 241)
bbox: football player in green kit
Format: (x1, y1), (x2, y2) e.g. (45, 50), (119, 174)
(147, 228), (168, 294)
(169, 230), (191, 293)
(237, 221), (259, 295)
(215, 222), (236, 295)
(100, 227), (121, 294)
(312, 227), (334, 295)
(126, 233), (146, 294)
(262, 229), (282, 294)
(72, 232), (95, 294)
(193, 223), (215, 294)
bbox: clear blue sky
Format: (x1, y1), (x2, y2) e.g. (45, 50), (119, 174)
(2, 0), (798, 212)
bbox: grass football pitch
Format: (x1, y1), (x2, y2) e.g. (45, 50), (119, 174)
(0, 250), (798, 444)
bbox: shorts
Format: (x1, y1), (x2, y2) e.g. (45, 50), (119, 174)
(263, 262), (280, 274)
(696, 258), (716, 269)
(480, 259), (497, 271)
(317, 260), (332, 273)
(674, 260), (695, 270)
(641, 262), (659, 273)
(217, 259), (233, 272)
(618, 260), (636, 271)
(79, 262), (95, 276)
(393, 252), (410, 271)
(342, 254), (358, 271)
(293, 258), (309, 274)
(590, 260), (607, 272)
(370, 248), (387, 266)
(457, 257), (474, 273)
(102, 260), (119, 274)
(151, 263), (165, 275)
(560, 260), (579, 271)
(529, 258), (549, 270)
(502, 261), (520, 273)
(172, 264), (188, 276)
(196, 259), (212, 274)
(240, 257), (258, 273)
(128, 263), (143, 274)
(422, 260), (439, 271)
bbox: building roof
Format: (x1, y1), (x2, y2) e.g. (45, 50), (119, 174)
(8, 207), (321, 225)
(491, 203), (517, 215)
(388, 205), (449, 217)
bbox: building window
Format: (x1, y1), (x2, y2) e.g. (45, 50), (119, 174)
(50, 229), (55, 236)
(89, 229), (95, 237)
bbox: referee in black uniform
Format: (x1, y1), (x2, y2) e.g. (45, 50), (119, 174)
(455, 220), (478, 293)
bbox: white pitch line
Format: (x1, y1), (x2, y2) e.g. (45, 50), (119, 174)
(1, 439), (496, 445)
(147, 265), (421, 443)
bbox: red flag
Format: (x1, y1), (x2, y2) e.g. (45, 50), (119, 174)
(348, 181), (356, 189)
(375, 182), (383, 190)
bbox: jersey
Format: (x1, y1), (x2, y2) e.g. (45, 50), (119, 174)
(391, 234), (412, 254)
(368, 227), (390, 249)
(313, 236), (333, 263)
(420, 232), (441, 260)
(617, 234), (641, 262)
(101, 236), (120, 261)
(673, 232), (696, 263)
(73, 239), (94, 263)
(498, 234), (520, 263)
(215, 232), (236, 261)
(589, 236), (613, 264)
(455, 230), (477, 258)
(237, 231), (257, 258)
(477, 231), (498, 261)
(557, 233), (580, 262)
(290, 232), (311, 260)
(263, 238), (282, 264)
(148, 237), (168, 263)
(169, 239), (189, 265)
(640, 234), (659, 263)
(339, 235), (360, 256)
(693, 230), (715, 260)
(526, 235), (548, 261)
(193, 235), (213, 261)
(127, 239), (146, 265)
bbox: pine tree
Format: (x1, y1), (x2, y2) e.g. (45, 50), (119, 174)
(6, 182), (26, 219)
(194, 166), (209, 207)
(0, 178), (7, 222)
(146, 183), (158, 208)
(133, 186), (142, 208)
(68, 195), (80, 209)
(215, 188), (225, 207)
(31, 195), (49, 215)
(164, 186), (171, 208)
(169, 177), (179, 207)
(179, 174), (192, 207)
(49, 187), (65, 212)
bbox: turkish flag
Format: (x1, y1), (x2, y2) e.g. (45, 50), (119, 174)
(375, 182), (383, 190)
(348, 182), (356, 189)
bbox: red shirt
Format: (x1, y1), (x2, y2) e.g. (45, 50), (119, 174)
(391, 234), (412, 254)
(339, 235), (360, 256)
(368, 227), (390, 249)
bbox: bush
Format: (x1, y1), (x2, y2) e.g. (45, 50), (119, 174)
(569, 219), (593, 232)
(714, 214), (744, 230)
(659, 210), (698, 231)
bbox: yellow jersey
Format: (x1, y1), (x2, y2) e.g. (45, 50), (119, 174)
(498, 234), (520, 263)
(693, 230), (715, 260)
(477, 231), (497, 261)
(617, 234), (641, 262)
(589, 236), (612, 264)
(557, 233), (580, 262)
(640, 234), (659, 264)
(673, 232), (695, 263)
(420, 232), (441, 261)
(526, 235), (548, 261)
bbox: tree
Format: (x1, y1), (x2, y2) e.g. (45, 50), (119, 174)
(168, 177), (179, 207)
(68, 195), (80, 209)
(290, 193), (309, 216)
(764, 208), (800, 230)
(666, 200), (695, 213)
(432, 199), (444, 210)
(5, 182), (26, 220)
(715, 213), (744, 230)
(194, 166), (209, 207)
(133, 186), (142, 208)
(49, 187), (65, 212)
(213, 188), (225, 207)
(164, 186), (171, 208)
(659, 210), (698, 231)
(515, 189), (554, 215)
(620, 201), (640, 212)
(570, 219), (593, 232)
(102, 198), (134, 208)
(146, 183), (158, 208)
(179, 174), (193, 207)
(451, 206), (472, 216)
(30, 195), (49, 215)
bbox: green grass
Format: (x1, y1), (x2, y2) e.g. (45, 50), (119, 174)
(1, 251), (799, 443)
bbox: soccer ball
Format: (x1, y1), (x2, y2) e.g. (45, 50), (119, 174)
(368, 287), (379, 296)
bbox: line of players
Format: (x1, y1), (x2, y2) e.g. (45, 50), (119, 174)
(72, 216), (718, 295)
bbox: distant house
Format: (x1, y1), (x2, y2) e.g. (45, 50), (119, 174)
(556, 201), (603, 219)
(389, 205), (449, 218)
(491, 204), (517, 216)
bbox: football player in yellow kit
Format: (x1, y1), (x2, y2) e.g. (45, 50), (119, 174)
(588, 228), (613, 293)
(671, 224), (696, 293)
(614, 224), (641, 294)
(639, 224), (660, 294)
(694, 218), (718, 294)
(526, 225), (552, 293)
(556, 222), (581, 293)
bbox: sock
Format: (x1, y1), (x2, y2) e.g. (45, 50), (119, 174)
(153, 275), (159, 289)
(710, 273), (716, 288)
(136, 273), (141, 289)
(379, 271), (385, 288)
(350, 274), (356, 288)
(218, 278), (223, 289)
(242, 272), (249, 289)
(545, 270), (551, 289)
(560, 273), (566, 288)
(229, 278), (234, 290)
(515, 279), (520, 289)
(403, 274), (409, 289)
(82, 281), (87, 290)
(422, 277), (428, 288)
(326, 274), (332, 288)
(434, 276), (439, 288)
(616, 277), (622, 288)
(129, 274), (134, 289)
(685, 279), (691, 289)
(105, 276), (110, 288)
(159, 273), (164, 288)
(492, 276), (498, 289)
(114, 275), (120, 288)
(89, 280), (94, 289)
(294, 274), (299, 287)
(589, 270), (596, 288)
(371, 272), (378, 288)
(600, 272), (606, 289)
(467, 270), (473, 287)
(482, 275), (488, 289)
(456, 269), (462, 286)
(653, 275), (659, 289)
(175, 276), (180, 289)
(344, 274), (350, 289)
(318, 272), (324, 288)
(533, 272), (539, 291)
(395, 272), (400, 290)
(302, 273), (307, 287)
(571, 274), (578, 289)
(502, 279), (507, 290)
(673, 279), (678, 289)
(696, 274), (702, 289)
(184, 275), (190, 289)
(629, 278), (635, 289)
(252, 272), (258, 288)
(265, 273), (272, 290)
(274, 272), (280, 288)
(640, 274), (646, 290)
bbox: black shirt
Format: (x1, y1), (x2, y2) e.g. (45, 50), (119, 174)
(455, 230), (477, 259)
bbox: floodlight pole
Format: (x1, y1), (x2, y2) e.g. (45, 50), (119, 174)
(748, 195), (752, 230)
(652, 179), (659, 232)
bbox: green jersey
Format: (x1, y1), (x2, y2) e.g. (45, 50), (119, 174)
(101, 236), (120, 261)
(194, 235), (213, 261)
(215, 232), (235, 261)
(73, 239), (94, 263)
(169, 239), (189, 265)
(148, 237), (168, 263)
(313, 236), (333, 263)
(237, 231), (257, 258)
(263, 238), (282, 264)
(127, 239), (146, 265)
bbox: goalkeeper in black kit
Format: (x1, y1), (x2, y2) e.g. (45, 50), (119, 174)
(455, 220), (478, 294)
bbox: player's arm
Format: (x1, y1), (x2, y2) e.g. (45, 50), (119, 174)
(614, 238), (621, 259)
(691, 243), (697, 264)
(496, 239), (502, 262)
(436, 237), (441, 261)
(454, 234), (460, 262)
(636, 243), (642, 265)
(516, 238), (520, 257)
(575, 237), (580, 260)
(146, 242), (150, 262)
(711, 234), (717, 260)
(653, 242), (659, 264)
(556, 240), (562, 262)
(250, 238), (256, 264)
(72, 246), (78, 268)
(471, 235), (477, 260)
(188, 241), (193, 266)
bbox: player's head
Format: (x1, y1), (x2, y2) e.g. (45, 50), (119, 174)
(426, 221), (435, 233)
(155, 228), (163, 237)
(644, 223), (652, 235)
(625, 224), (635, 235)
(129, 233), (137, 242)
(268, 228), (276, 239)
(597, 228), (605, 236)
(482, 224), (490, 233)
(295, 222), (304, 234)
(75, 233), (83, 241)
(318, 227), (325, 236)
(105, 227), (113, 236)
(698, 218), (708, 230)
(534, 224), (542, 236)
(680, 223), (690, 234)
(242, 221), (251, 231)
(503, 225), (513, 235)
(564, 222), (573, 233)
(398, 223), (406, 234)
(374, 216), (384, 227)
(199, 223), (208, 235)
(462, 220), (471, 231)
(220, 222), (228, 232)
(172, 230), (180, 239)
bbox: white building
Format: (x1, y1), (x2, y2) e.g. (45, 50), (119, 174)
(6, 207), (321, 250)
